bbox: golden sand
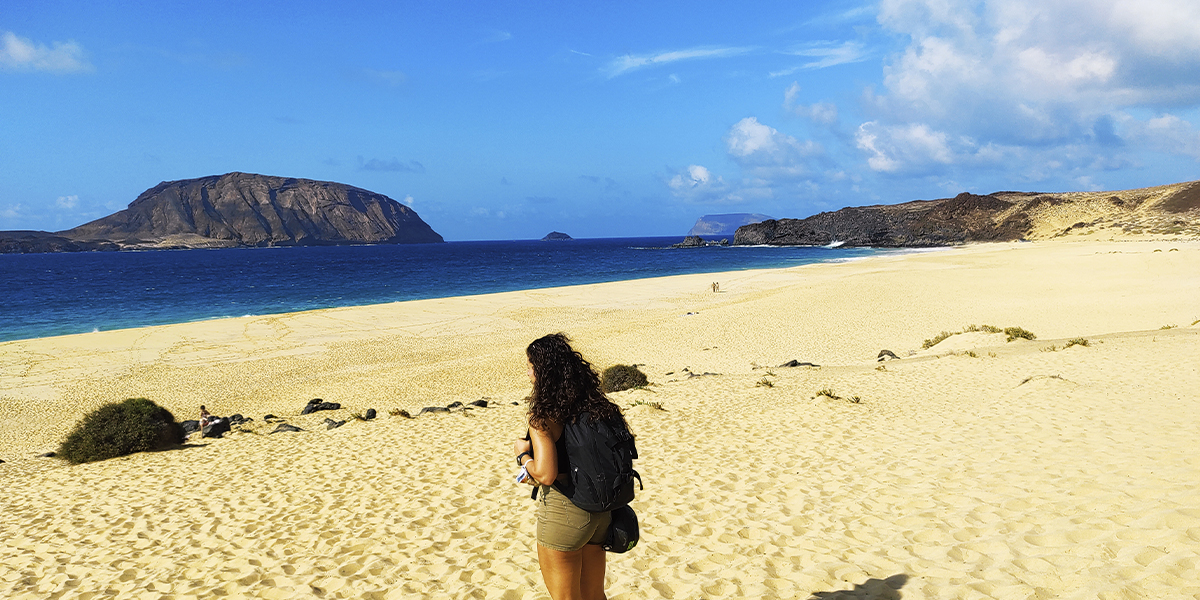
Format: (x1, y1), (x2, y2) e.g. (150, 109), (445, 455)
(2, 238), (1198, 599)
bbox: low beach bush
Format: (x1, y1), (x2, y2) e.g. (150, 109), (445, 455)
(921, 331), (955, 349)
(58, 398), (184, 464)
(1064, 338), (1090, 348)
(629, 399), (665, 410)
(756, 377), (775, 388)
(601, 364), (649, 393)
(1004, 327), (1037, 342)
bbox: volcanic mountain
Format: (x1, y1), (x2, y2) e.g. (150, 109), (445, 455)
(1, 172), (443, 252)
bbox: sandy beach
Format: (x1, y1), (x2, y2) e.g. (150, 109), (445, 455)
(2, 237), (1199, 599)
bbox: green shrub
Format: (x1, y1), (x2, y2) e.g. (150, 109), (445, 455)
(600, 364), (649, 393)
(1064, 338), (1090, 348)
(922, 331), (955, 349)
(58, 398), (184, 464)
(1004, 327), (1037, 342)
(756, 377), (775, 388)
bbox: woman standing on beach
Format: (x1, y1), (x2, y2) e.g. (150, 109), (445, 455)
(514, 333), (627, 600)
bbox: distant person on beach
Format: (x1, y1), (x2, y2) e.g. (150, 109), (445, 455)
(514, 333), (632, 600)
(199, 405), (212, 429)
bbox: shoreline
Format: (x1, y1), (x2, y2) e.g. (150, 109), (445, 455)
(3, 236), (1199, 599)
(3, 236), (1198, 457)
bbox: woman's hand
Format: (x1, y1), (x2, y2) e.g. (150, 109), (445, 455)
(514, 438), (532, 457)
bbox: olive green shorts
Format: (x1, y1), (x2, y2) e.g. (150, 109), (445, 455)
(536, 485), (612, 552)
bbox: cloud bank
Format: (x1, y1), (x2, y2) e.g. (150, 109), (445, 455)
(0, 31), (93, 73)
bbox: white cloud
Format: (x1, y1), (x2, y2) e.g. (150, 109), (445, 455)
(666, 165), (740, 203)
(726, 117), (824, 176)
(779, 41), (869, 70)
(856, 121), (954, 173)
(56, 195), (79, 209)
(783, 83), (839, 125)
(0, 31), (92, 73)
(1121, 113), (1200, 160)
(861, 0), (1200, 174)
(401, 195), (415, 207)
(604, 46), (754, 78)
(0, 203), (22, 220)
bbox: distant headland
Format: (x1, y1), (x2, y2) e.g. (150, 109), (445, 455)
(688, 213), (773, 237)
(541, 231), (573, 241)
(733, 180), (1200, 247)
(0, 172), (444, 253)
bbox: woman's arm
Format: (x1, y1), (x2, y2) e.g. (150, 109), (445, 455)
(519, 422), (561, 485)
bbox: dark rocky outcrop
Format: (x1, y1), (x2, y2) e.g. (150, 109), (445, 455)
(735, 192), (1031, 247)
(202, 418), (231, 439)
(0, 231), (119, 254)
(671, 235), (729, 248)
(301, 398), (342, 414)
(541, 231), (573, 241)
(325, 418), (346, 430)
(778, 360), (820, 368)
(419, 406), (450, 415)
(877, 350), (899, 361)
(364, 408), (377, 420)
(271, 423), (304, 434)
(181, 420), (201, 434)
(2, 172), (443, 253)
(469, 400), (488, 408)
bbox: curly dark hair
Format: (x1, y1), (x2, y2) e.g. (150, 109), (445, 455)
(526, 333), (625, 431)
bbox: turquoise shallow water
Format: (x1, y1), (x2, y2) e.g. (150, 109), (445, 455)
(0, 237), (885, 342)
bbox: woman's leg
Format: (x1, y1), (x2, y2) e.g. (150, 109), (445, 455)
(579, 544), (608, 600)
(537, 544), (584, 600)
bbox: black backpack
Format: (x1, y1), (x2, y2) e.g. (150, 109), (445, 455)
(550, 411), (642, 512)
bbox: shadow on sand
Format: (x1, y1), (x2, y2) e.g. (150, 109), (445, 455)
(808, 574), (908, 599)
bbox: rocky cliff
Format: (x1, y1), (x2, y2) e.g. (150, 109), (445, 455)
(5, 172), (443, 252)
(734, 181), (1200, 247)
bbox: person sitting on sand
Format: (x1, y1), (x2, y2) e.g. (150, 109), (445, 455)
(199, 405), (212, 429)
(514, 333), (630, 600)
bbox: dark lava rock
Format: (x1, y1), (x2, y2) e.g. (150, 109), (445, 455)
(419, 406), (450, 415)
(671, 235), (729, 248)
(877, 350), (899, 361)
(229, 414), (250, 425)
(364, 408), (377, 420)
(202, 418), (231, 439)
(778, 360), (819, 368)
(39, 452), (57, 458)
(325, 418), (346, 430)
(181, 420), (201, 434)
(447, 401), (463, 409)
(264, 414), (279, 421)
(469, 400), (488, 408)
(302, 398), (342, 415)
(271, 423), (304, 434)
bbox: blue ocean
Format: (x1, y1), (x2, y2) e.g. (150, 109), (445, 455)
(1, 237), (885, 343)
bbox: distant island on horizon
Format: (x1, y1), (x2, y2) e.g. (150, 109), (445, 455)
(3, 177), (1197, 253)
(0, 172), (443, 253)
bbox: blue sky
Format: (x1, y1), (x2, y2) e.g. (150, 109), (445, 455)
(3, 0), (1199, 241)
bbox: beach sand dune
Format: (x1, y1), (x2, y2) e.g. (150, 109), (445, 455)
(2, 239), (1198, 599)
